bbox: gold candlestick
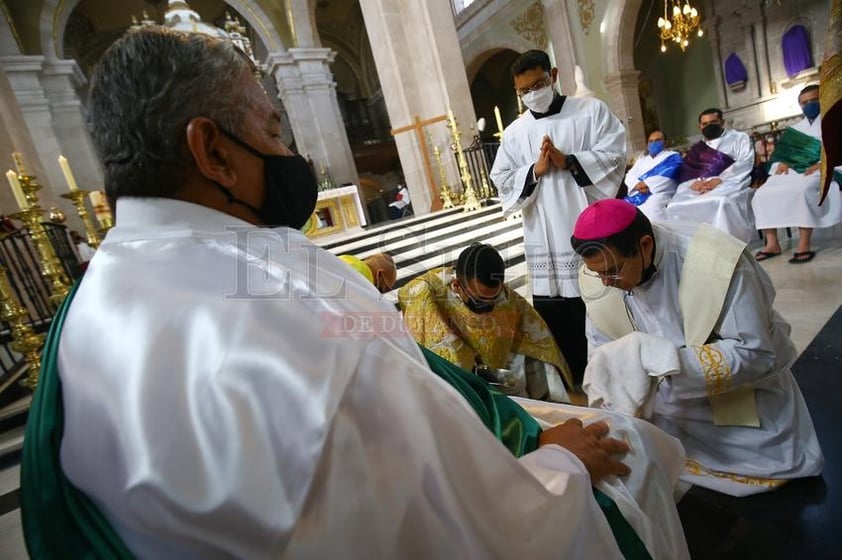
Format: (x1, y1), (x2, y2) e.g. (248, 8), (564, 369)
(11, 154), (70, 307)
(61, 190), (101, 248)
(433, 146), (456, 210)
(446, 110), (482, 213)
(0, 260), (44, 389)
(479, 168), (493, 200)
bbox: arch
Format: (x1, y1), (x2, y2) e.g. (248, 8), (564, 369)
(40, 0), (287, 62)
(601, 0), (643, 77)
(463, 38), (535, 84)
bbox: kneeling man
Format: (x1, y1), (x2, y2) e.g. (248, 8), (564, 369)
(572, 199), (823, 496)
(399, 243), (573, 402)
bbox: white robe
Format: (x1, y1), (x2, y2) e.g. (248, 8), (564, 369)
(490, 96), (626, 298)
(58, 198), (688, 559)
(587, 223), (824, 496)
(666, 129), (756, 242)
(624, 150), (681, 222)
(751, 116), (842, 229)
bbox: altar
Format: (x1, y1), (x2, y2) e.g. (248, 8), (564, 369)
(304, 185), (368, 239)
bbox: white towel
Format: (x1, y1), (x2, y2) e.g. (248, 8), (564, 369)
(584, 332), (680, 418)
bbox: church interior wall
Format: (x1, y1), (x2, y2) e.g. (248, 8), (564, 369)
(707, 0), (829, 132)
(565, 0), (610, 101)
(633, 0), (719, 144)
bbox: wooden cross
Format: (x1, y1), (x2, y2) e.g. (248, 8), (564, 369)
(391, 114), (448, 211)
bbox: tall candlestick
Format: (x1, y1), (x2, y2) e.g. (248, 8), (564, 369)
(494, 106), (504, 136)
(6, 170), (28, 210)
(58, 155), (79, 192)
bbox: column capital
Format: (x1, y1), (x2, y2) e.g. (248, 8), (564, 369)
(0, 55), (46, 73)
(41, 58), (87, 89)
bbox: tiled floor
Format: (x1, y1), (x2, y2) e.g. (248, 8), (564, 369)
(0, 227), (839, 558)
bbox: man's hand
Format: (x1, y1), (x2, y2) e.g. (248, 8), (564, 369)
(690, 179), (706, 192)
(541, 135), (567, 170)
(634, 181), (649, 194)
(699, 178), (722, 192)
(805, 162), (821, 176)
(535, 142), (551, 178)
(774, 162), (790, 175)
(538, 418), (631, 483)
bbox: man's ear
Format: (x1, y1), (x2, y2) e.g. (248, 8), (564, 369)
(185, 117), (237, 188)
(551, 68), (559, 83)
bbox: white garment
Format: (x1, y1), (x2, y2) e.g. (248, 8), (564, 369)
(388, 186), (410, 209)
(490, 96), (626, 297)
(624, 150), (681, 222)
(584, 332), (681, 419)
(59, 198), (687, 559)
(75, 241), (97, 262)
(752, 116), (842, 229)
(517, 399), (690, 560)
(666, 129), (756, 242)
(586, 223), (824, 496)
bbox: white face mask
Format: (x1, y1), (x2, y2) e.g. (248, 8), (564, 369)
(521, 84), (555, 114)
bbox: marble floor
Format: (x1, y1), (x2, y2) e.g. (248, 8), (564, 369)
(0, 226), (840, 558)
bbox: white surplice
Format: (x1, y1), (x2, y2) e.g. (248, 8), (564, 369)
(752, 116), (842, 229)
(58, 198), (688, 559)
(586, 223), (824, 497)
(666, 129), (756, 242)
(624, 150), (681, 222)
(490, 96), (626, 298)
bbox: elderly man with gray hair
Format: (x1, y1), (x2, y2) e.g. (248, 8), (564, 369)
(21, 27), (690, 560)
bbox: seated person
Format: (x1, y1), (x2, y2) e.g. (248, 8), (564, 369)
(665, 108), (756, 242)
(572, 199), (824, 497)
(398, 243), (573, 402)
(338, 252), (397, 293)
(623, 130), (683, 222)
(23, 27), (692, 560)
(752, 84), (842, 263)
(387, 184), (411, 219)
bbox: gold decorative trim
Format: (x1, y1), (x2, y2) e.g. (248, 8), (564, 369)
(511, 2), (548, 50)
(578, 0), (595, 36)
(0, 0), (24, 53)
(694, 344), (731, 397)
(685, 459), (787, 489)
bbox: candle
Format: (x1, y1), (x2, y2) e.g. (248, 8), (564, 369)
(447, 108), (455, 125)
(517, 95), (524, 114)
(494, 105), (505, 134)
(58, 155), (79, 192)
(6, 170), (28, 210)
(11, 152), (24, 174)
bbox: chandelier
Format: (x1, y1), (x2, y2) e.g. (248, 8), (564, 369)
(657, 1), (702, 52)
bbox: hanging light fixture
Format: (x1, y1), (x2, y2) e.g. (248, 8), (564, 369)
(657, 0), (703, 53)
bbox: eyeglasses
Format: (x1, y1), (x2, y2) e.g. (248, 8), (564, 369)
(515, 74), (552, 97)
(582, 258), (629, 281)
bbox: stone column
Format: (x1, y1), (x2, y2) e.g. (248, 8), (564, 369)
(603, 69), (646, 153)
(542, 0), (578, 96)
(359, 0), (476, 215)
(268, 49), (359, 187)
(0, 55), (79, 227)
(703, 16), (729, 109)
(40, 59), (104, 191)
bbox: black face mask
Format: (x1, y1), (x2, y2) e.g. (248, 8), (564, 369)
(465, 298), (496, 314)
(214, 130), (318, 229)
(701, 123), (723, 140)
(636, 239), (657, 287)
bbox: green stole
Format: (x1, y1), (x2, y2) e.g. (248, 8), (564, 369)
(20, 284), (649, 559)
(21, 281), (134, 559)
(768, 126), (822, 173)
(421, 346), (652, 560)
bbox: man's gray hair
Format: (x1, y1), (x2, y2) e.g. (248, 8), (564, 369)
(89, 27), (254, 201)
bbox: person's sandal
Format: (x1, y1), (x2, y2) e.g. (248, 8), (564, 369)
(755, 250), (781, 261)
(788, 251), (815, 264)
